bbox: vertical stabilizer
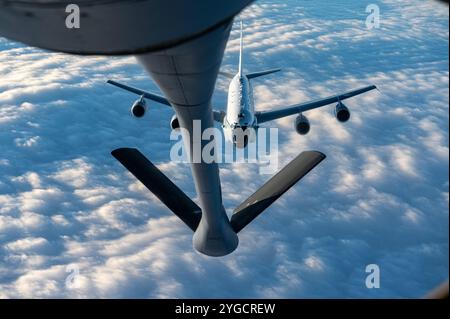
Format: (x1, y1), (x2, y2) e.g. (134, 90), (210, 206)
(238, 20), (244, 77)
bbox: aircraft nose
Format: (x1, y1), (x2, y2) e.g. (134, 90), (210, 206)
(231, 126), (250, 148)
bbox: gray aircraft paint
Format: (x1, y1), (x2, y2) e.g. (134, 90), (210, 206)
(0, 0), (254, 55)
(137, 21), (240, 256)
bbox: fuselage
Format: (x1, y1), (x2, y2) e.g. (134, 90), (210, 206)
(223, 74), (257, 147)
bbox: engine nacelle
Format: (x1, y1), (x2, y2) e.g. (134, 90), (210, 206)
(335, 101), (350, 122)
(295, 114), (310, 135)
(130, 97), (147, 118)
(170, 114), (180, 130)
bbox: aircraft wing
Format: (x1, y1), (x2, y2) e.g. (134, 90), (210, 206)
(108, 79), (225, 123)
(255, 85), (377, 124)
(107, 80), (171, 106)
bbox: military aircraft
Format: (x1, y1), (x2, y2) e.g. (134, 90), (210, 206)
(107, 21), (377, 149)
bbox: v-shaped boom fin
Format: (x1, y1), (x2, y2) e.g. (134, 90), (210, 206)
(230, 151), (326, 233)
(112, 148), (202, 231)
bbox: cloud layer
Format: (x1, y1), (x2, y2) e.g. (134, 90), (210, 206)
(0, 0), (448, 298)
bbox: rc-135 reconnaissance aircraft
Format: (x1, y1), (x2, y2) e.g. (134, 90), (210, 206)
(108, 22), (376, 148)
(0, 1), (376, 257)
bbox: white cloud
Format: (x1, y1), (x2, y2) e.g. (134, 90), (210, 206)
(5, 237), (49, 253)
(390, 146), (419, 177)
(51, 158), (93, 188)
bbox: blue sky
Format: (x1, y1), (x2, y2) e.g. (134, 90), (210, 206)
(0, 0), (448, 298)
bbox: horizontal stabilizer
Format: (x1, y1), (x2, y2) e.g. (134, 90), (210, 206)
(230, 151), (326, 233)
(219, 71), (235, 79)
(112, 148), (201, 231)
(246, 68), (281, 79)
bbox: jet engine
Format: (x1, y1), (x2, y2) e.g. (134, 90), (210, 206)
(170, 114), (180, 130)
(295, 114), (310, 135)
(335, 101), (350, 122)
(130, 97), (147, 118)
